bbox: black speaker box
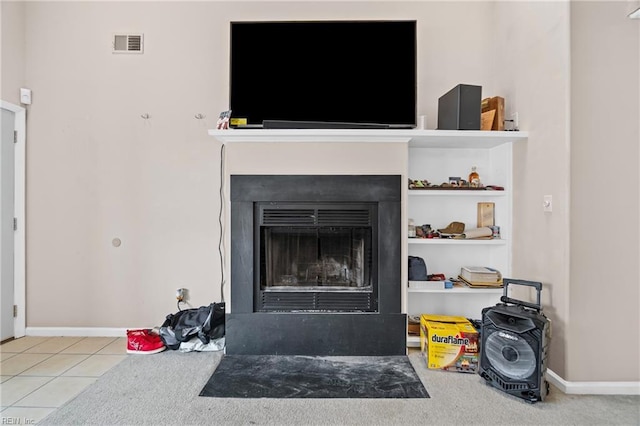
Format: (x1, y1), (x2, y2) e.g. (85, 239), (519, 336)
(437, 84), (482, 130)
(479, 279), (551, 404)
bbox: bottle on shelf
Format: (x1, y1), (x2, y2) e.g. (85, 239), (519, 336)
(408, 218), (416, 238)
(468, 166), (481, 188)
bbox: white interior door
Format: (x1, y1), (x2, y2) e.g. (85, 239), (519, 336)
(1, 107), (16, 341)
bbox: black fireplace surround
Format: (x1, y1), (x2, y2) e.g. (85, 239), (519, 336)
(229, 175), (405, 355)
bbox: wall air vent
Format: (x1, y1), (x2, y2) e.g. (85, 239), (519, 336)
(113, 34), (143, 54)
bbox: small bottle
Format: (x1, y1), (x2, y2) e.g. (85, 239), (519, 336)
(468, 166), (480, 188)
(408, 218), (416, 238)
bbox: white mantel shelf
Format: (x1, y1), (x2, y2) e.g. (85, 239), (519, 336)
(208, 128), (529, 148)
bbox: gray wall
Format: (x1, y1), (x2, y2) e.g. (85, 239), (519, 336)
(493, 0), (573, 379)
(569, 1), (640, 382)
(1, 1), (26, 105)
(15, 0), (494, 326)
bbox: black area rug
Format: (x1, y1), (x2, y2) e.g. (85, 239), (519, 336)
(199, 355), (429, 398)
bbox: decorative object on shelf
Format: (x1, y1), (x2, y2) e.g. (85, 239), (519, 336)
(410, 186), (492, 191)
(453, 226), (493, 240)
(448, 176), (462, 186)
(481, 96), (505, 131)
(408, 178), (430, 189)
(216, 110), (232, 130)
(468, 166), (481, 187)
(409, 176), (508, 191)
(411, 224), (439, 239)
(438, 221), (465, 236)
(477, 202), (495, 227)
(408, 218), (416, 238)
(481, 109), (495, 130)
(415, 224), (432, 238)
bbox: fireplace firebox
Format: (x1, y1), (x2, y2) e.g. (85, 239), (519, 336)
(229, 175), (405, 356)
(257, 202), (377, 312)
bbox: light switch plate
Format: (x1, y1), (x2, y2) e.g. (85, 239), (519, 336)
(20, 88), (31, 105)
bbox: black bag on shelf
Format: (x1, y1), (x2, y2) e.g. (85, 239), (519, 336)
(408, 256), (428, 281)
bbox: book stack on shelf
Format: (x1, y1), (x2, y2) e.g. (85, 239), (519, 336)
(458, 266), (503, 288)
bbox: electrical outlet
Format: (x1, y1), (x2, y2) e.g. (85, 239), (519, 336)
(176, 288), (185, 301)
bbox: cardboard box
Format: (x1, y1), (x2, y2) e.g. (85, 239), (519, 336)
(420, 314), (479, 373)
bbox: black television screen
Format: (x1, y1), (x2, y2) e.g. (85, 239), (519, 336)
(229, 20), (417, 128)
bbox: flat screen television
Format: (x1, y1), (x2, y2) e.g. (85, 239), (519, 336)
(229, 20), (417, 128)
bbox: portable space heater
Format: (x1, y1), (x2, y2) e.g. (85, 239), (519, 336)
(479, 279), (551, 403)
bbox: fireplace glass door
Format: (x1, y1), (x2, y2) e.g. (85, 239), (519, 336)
(256, 203), (377, 312)
(262, 227), (371, 289)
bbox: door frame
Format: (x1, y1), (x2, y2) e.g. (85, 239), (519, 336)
(1, 100), (26, 338)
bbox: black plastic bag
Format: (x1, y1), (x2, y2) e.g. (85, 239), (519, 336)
(159, 302), (225, 350)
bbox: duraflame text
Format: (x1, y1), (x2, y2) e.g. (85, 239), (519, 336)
(431, 334), (470, 346)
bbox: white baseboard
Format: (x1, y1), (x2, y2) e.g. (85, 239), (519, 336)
(26, 327), (128, 337)
(548, 369), (640, 395)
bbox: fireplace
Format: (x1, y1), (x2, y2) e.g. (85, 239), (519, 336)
(257, 202), (377, 312)
(229, 175), (405, 356)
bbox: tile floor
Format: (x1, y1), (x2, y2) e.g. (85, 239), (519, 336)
(0, 336), (127, 424)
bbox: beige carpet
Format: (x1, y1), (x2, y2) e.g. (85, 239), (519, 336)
(40, 350), (640, 425)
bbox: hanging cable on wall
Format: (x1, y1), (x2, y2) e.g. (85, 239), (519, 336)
(218, 142), (226, 303)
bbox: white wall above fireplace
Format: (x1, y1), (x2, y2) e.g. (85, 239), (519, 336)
(220, 139), (409, 176)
